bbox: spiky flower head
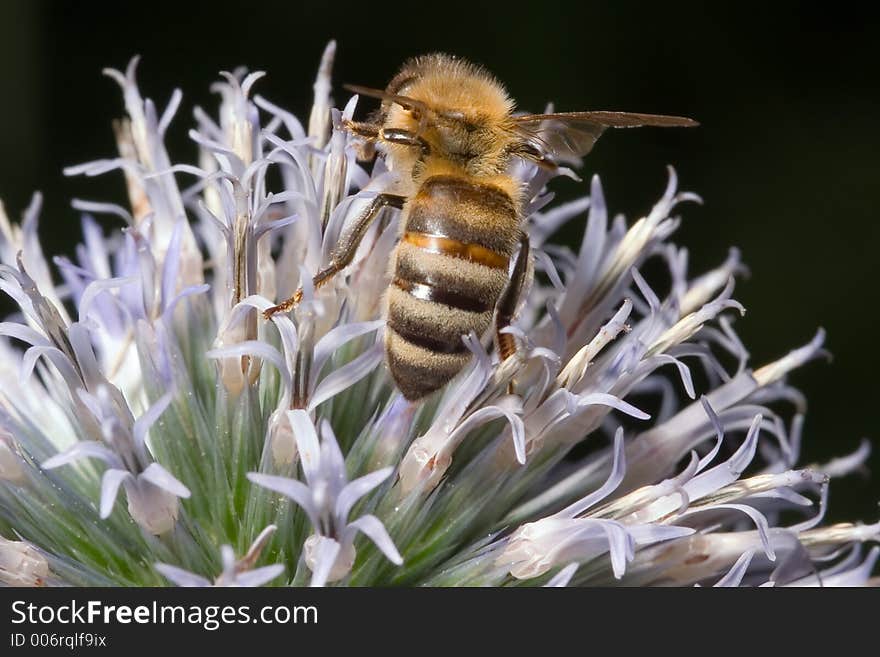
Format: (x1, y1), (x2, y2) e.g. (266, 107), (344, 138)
(0, 43), (876, 588)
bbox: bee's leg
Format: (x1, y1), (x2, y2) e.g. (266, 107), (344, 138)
(343, 118), (431, 160)
(378, 128), (430, 154)
(263, 193), (406, 319)
(342, 120), (384, 161)
(512, 143), (559, 172)
(495, 234), (532, 366)
(343, 119), (381, 140)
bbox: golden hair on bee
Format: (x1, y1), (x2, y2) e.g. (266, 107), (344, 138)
(383, 54), (515, 125)
(350, 54), (523, 196)
(265, 53), (698, 402)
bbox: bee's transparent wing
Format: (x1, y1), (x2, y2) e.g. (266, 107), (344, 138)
(513, 111), (699, 161)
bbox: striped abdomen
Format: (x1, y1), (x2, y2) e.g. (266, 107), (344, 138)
(385, 175), (520, 401)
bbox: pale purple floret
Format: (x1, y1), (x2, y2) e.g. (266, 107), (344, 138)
(0, 44), (874, 588)
(156, 525), (285, 587)
(248, 410), (401, 586)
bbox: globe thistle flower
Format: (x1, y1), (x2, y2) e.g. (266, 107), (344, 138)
(0, 42), (876, 588)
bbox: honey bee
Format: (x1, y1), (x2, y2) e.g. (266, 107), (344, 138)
(264, 54), (697, 401)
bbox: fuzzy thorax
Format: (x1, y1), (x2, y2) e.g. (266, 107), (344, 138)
(381, 54), (522, 188)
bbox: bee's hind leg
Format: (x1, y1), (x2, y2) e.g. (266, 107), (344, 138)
(263, 193), (406, 319)
(494, 234), (532, 392)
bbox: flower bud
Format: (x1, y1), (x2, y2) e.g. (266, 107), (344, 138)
(0, 432), (26, 485)
(304, 534), (356, 583)
(267, 409), (299, 468)
(0, 537), (49, 586)
(126, 479), (180, 535)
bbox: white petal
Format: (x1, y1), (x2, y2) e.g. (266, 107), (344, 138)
(685, 502), (775, 561)
(206, 341), (290, 392)
(557, 428), (625, 518)
(433, 332), (492, 424)
(133, 392), (174, 448)
(155, 563), (212, 587)
(161, 284), (211, 323)
(20, 345), (81, 390)
(445, 399), (523, 457)
(247, 473), (317, 525)
(77, 276), (138, 324)
(139, 463), (191, 499)
(347, 515), (403, 565)
(560, 176), (606, 326)
(684, 414), (761, 502)
(318, 420), (348, 487)
(0, 322), (51, 347)
(100, 468), (132, 518)
(288, 410), (321, 484)
(696, 396), (725, 472)
(810, 547), (879, 587)
(70, 199), (133, 224)
(160, 220), (184, 313)
(753, 329), (827, 387)
(545, 563), (579, 587)
(714, 550), (755, 587)
(43, 441), (121, 470)
(0, 279), (35, 316)
(254, 95), (306, 139)
(626, 524), (695, 545)
(158, 88), (183, 136)
(649, 355), (695, 399)
(575, 393), (650, 420)
(817, 439), (871, 479)
(335, 467), (393, 521)
(243, 524), (278, 564)
(235, 564), (286, 587)
(63, 157), (131, 178)
(307, 536), (342, 587)
(727, 414), (762, 474)
(532, 249), (565, 292)
(631, 267), (661, 314)
(790, 481), (829, 532)
(253, 214), (298, 241)
(309, 342), (383, 411)
(312, 319), (384, 376)
(531, 196), (590, 246)
(600, 521), (634, 579)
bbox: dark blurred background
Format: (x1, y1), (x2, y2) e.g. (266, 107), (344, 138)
(0, 1), (878, 521)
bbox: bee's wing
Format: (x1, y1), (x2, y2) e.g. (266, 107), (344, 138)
(513, 111), (699, 161)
